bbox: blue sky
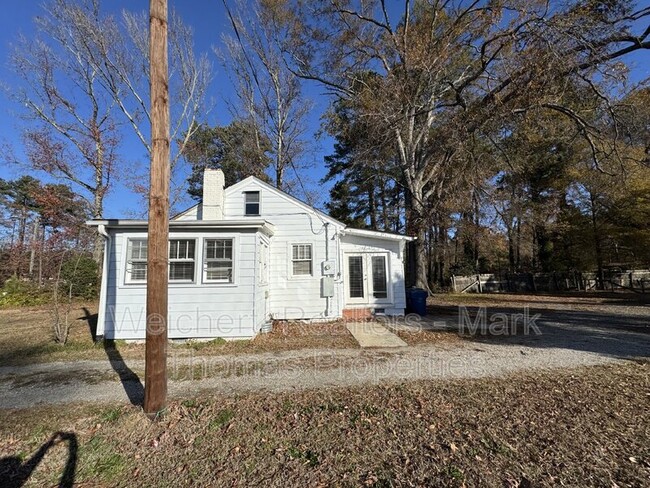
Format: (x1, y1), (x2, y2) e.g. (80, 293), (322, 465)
(0, 0), (336, 217)
(0, 1), (648, 218)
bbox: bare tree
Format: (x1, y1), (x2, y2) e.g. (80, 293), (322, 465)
(51, 252), (76, 345)
(221, 0), (312, 190)
(11, 0), (212, 215)
(267, 0), (650, 289)
(9, 18), (119, 263)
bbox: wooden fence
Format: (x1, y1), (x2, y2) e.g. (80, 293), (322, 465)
(451, 270), (650, 294)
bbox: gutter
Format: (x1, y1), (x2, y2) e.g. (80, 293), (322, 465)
(95, 224), (110, 341)
(340, 227), (416, 242)
(86, 219), (275, 237)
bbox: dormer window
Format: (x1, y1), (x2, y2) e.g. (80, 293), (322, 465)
(244, 191), (260, 216)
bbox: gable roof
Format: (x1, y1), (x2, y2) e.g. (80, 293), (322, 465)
(171, 176), (342, 226)
(224, 176), (345, 227)
(169, 176), (414, 241)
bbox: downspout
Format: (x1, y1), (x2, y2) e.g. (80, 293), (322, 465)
(96, 224), (111, 341)
(324, 223), (330, 317)
(335, 229), (345, 320)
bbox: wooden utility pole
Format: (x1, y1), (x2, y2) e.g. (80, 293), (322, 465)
(144, 0), (170, 417)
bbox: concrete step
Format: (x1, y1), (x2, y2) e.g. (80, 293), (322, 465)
(346, 322), (408, 348)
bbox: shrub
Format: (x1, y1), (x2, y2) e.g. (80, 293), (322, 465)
(449, 260), (478, 277)
(0, 277), (50, 308)
(61, 256), (99, 299)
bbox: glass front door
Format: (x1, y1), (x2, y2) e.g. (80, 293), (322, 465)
(345, 253), (390, 304)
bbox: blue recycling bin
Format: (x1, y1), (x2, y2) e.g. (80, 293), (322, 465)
(406, 288), (428, 316)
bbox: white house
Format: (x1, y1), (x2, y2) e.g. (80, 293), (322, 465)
(87, 169), (414, 340)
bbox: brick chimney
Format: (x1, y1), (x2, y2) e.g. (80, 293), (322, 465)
(202, 168), (225, 220)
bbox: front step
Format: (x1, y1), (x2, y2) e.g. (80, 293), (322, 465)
(345, 322), (408, 348)
(342, 308), (373, 321)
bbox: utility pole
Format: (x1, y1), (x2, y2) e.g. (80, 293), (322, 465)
(144, 0), (170, 417)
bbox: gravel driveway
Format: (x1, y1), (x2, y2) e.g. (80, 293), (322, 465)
(0, 304), (648, 410)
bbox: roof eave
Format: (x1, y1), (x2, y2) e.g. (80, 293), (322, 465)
(341, 227), (416, 242)
(86, 219), (275, 236)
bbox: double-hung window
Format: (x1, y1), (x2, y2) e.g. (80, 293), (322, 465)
(204, 238), (234, 283)
(291, 244), (313, 276)
(126, 238), (148, 283)
(244, 191), (260, 216)
(169, 239), (196, 282)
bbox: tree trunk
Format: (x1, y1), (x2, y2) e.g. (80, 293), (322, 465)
(38, 224), (45, 286)
(472, 191), (480, 271)
(276, 162), (284, 190)
(92, 157), (105, 265)
(589, 192), (605, 289)
(507, 224), (515, 271)
(415, 224), (428, 290)
(28, 217), (39, 278)
(515, 218), (521, 270)
(429, 223), (436, 285)
(411, 199), (429, 289)
(379, 178), (390, 232)
(368, 189), (377, 230)
(438, 221), (448, 286)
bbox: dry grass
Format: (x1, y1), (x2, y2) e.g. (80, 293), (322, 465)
(0, 302), (115, 366)
(430, 292), (650, 315)
(3, 293), (646, 367)
(1, 362), (648, 487)
(393, 328), (465, 347)
(182, 320), (359, 356)
(0, 304), (360, 367)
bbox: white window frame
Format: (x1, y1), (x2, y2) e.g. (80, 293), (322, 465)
(125, 238), (148, 284)
(203, 237), (235, 284)
(244, 191), (261, 216)
(290, 243), (314, 278)
(168, 239), (196, 283)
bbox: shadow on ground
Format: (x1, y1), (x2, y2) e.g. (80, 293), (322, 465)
(103, 340), (144, 406)
(80, 307), (144, 406)
(417, 302), (650, 360)
(438, 291), (650, 308)
(80, 307), (98, 342)
(0, 431), (77, 487)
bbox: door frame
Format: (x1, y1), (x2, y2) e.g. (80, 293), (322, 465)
(343, 252), (392, 306)
(258, 236), (270, 321)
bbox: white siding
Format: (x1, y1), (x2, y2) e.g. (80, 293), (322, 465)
(103, 228), (263, 339)
(173, 204), (201, 221)
(224, 179), (345, 320)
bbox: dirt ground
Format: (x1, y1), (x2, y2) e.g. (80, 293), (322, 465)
(0, 303), (365, 367)
(429, 291), (650, 315)
(0, 292), (648, 410)
(3, 292), (646, 366)
(0, 362), (648, 487)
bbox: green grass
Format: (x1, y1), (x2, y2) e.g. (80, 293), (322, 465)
(79, 437), (127, 481)
(208, 408), (235, 430)
(98, 406), (123, 423)
(183, 338), (228, 351)
(287, 446), (320, 467)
